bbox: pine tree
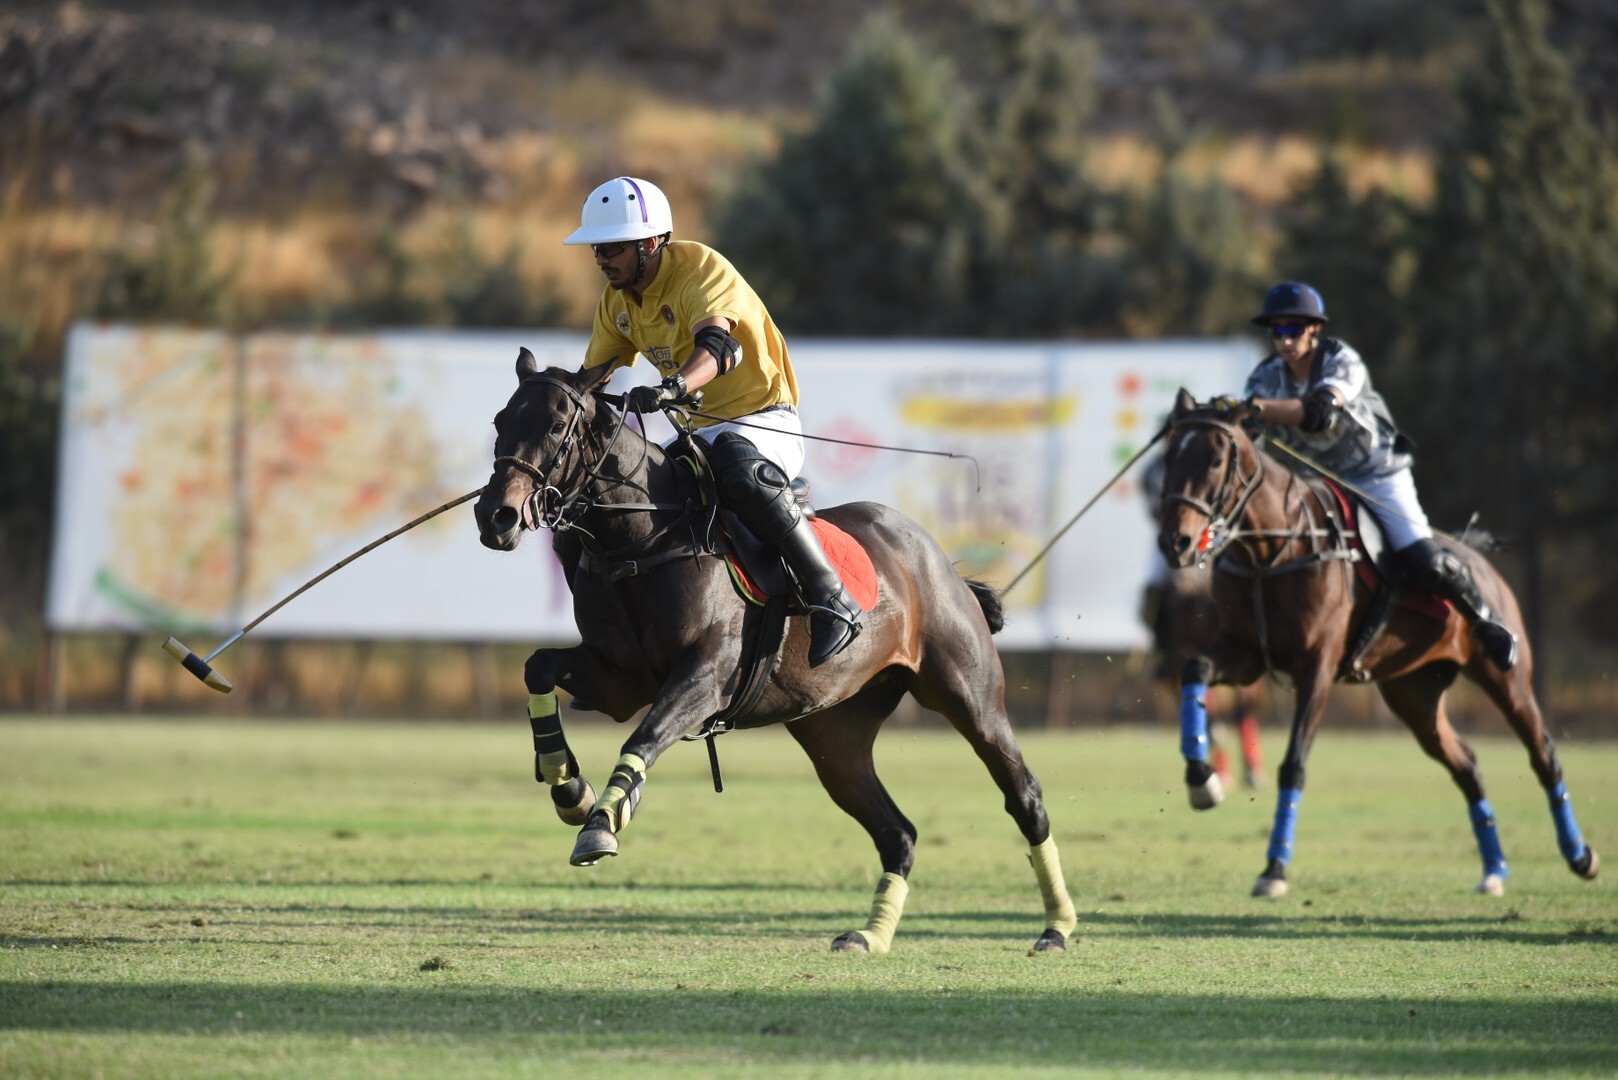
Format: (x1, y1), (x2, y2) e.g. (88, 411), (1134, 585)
(711, 13), (975, 335)
(1404, 0), (1618, 645)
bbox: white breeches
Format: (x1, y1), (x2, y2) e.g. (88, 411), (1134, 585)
(664, 408), (806, 479)
(1357, 468), (1432, 551)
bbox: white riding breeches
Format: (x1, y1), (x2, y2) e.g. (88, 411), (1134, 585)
(1356, 468), (1432, 551)
(663, 406), (805, 479)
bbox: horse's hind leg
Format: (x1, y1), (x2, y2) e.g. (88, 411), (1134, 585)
(787, 693), (917, 955)
(1468, 657), (1600, 882)
(910, 656), (1078, 954)
(1378, 662), (1509, 894)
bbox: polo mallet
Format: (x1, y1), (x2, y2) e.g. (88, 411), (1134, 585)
(1002, 424), (1169, 596)
(163, 487), (485, 692)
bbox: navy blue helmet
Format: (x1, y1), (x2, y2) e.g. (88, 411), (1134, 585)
(1251, 281), (1328, 325)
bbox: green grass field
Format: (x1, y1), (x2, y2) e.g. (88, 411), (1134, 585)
(2, 717), (1614, 1078)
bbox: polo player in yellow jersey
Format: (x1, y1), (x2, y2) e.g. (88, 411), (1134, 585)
(563, 175), (862, 666)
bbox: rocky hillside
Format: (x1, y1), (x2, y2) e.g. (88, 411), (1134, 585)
(4, 0), (1615, 217)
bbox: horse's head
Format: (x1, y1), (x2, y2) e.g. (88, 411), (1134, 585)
(1157, 388), (1264, 569)
(474, 349), (613, 551)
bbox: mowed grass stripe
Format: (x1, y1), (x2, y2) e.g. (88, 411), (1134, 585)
(1, 717), (1614, 1079)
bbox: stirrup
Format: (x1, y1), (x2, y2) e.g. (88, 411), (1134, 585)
(807, 591), (863, 667)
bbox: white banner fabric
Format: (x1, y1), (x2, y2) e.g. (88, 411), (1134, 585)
(46, 324), (1254, 649)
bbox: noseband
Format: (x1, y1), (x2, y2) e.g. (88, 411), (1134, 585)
(491, 374), (600, 531)
(1162, 417), (1265, 565)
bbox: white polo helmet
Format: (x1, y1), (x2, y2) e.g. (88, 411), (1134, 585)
(562, 176), (673, 246)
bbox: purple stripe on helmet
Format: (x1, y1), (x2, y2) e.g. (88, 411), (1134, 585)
(621, 177), (649, 223)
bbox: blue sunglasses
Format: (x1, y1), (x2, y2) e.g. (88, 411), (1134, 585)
(1268, 321), (1313, 339)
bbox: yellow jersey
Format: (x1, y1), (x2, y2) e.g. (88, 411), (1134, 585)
(582, 241), (799, 428)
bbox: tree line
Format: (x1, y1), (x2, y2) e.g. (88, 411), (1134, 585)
(710, 0), (1618, 659)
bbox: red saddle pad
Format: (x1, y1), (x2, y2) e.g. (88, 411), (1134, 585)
(726, 518), (880, 611)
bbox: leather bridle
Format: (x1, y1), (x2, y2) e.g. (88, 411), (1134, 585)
(1162, 416), (1266, 566)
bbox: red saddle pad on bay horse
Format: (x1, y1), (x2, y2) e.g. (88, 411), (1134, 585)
(1321, 479), (1451, 622)
(724, 518), (880, 612)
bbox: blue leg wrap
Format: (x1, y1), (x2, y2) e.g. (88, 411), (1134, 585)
(1547, 781), (1588, 863)
(1180, 683), (1209, 762)
(1469, 799), (1508, 879)
(1266, 787), (1303, 866)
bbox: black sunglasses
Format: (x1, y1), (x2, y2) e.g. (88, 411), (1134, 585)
(590, 241), (635, 259)
(1269, 321), (1313, 340)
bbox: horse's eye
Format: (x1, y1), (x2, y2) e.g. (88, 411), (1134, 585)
(549, 420), (566, 437)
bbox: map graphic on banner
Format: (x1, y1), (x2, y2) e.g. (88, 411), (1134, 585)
(48, 324), (1255, 648)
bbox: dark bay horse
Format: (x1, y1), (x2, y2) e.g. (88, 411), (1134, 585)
(1156, 390), (1599, 898)
(472, 352), (1078, 953)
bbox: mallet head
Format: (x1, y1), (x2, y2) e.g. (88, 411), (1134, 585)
(162, 636), (235, 693)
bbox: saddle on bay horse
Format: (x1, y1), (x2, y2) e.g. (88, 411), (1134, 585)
(1321, 478), (1453, 682)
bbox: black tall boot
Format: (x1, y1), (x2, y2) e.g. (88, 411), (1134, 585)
(776, 515), (863, 667)
(708, 431), (863, 668)
(1398, 538), (1518, 671)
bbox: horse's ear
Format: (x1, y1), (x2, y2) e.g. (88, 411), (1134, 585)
(515, 347), (540, 380)
(575, 363), (615, 394)
(1172, 388), (1197, 418)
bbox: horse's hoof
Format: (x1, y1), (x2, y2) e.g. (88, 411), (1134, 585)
(1188, 772), (1225, 811)
(830, 931), (870, 953)
(551, 778), (596, 826)
(1475, 873), (1506, 896)
(569, 822), (618, 867)
(1028, 928), (1067, 954)
(1251, 875), (1288, 898)
(1571, 847), (1600, 880)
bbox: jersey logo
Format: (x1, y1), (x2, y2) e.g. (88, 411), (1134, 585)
(660, 304), (676, 326)
(615, 312), (632, 335)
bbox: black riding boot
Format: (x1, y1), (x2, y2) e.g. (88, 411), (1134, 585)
(708, 430), (863, 668)
(776, 515), (864, 667)
(1398, 538), (1518, 671)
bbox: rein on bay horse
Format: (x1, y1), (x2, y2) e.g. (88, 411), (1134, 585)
(472, 349), (1080, 954)
(1157, 390), (1598, 898)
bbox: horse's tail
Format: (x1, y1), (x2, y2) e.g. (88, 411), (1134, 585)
(964, 578), (1005, 635)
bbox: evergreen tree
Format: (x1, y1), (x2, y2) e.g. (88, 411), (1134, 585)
(711, 13), (975, 335)
(1275, 148), (1409, 368)
(1115, 94), (1261, 337)
(1402, 0), (1618, 645)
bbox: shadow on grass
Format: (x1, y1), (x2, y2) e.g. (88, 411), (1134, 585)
(0, 980), (1612, 1074)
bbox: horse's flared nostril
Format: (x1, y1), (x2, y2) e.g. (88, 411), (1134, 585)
(489, 505), (518, 535)
(1173, 534), (1193, 559)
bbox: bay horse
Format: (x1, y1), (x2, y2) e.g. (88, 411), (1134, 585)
(1156, 390), (1599, 898)
(471, 351), (1078, 953)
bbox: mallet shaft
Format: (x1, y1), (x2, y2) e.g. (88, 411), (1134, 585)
(164, 487), (484, 693)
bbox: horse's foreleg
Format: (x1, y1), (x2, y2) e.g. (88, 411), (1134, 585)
(1179, 642), (1263, 811)
(523, 645), (650, 828)
(568, 658), (730, 868)
(1252, 661), (1334, 898)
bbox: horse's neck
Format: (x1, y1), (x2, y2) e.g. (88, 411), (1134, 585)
(1232, 449), (1318, 565)
(577, 419), (688, 545)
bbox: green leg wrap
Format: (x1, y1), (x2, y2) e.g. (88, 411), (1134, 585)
(857, 872), (910, 954)
(1028, 836), (1078, 936)
(591, 753), (647, 833)
(529, 692), (573, 785)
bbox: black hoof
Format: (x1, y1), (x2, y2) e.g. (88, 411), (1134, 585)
(830, 931), (869, 953)
(1029, 929), (1067, 954)
(1571, 846), (1600, 880)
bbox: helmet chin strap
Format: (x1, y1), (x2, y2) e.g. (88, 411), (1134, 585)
(630, 235), (668, 288)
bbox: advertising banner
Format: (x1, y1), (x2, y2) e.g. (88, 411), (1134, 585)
(46, 324), (1254, 648)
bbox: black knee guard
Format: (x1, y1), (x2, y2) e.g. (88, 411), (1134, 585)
(709, 431), (801, 545)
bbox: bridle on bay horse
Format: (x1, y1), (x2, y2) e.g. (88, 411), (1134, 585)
(1162, 416), (1268, 569)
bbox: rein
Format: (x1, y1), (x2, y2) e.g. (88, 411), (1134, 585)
(492, 374), (705, 571)
(1168, 415), (1359, 681)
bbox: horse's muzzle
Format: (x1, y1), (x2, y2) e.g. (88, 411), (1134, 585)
(475, 496), (523, 551)
(1160, 526), (1199, 569)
